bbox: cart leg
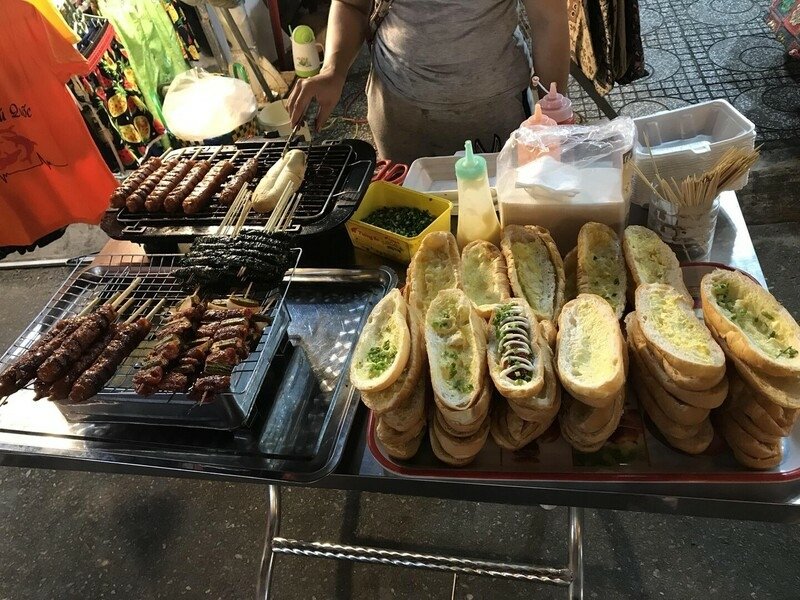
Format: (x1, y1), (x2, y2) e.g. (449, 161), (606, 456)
(568, 507), (584, 600)
(256, 485), (281, 600)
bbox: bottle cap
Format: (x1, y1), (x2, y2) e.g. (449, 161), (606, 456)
(537, 82), (574, 124)
(522, 103), (557, 128)
(292, 25), (315, 44)
(455, 141), (487, 180)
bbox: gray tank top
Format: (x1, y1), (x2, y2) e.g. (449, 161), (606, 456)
(372, 0), (531, 110)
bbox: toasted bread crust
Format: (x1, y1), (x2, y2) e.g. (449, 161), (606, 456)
(350, 289), (411, 392)
(701, 269), (800, 377)
(622, 225), (691, 300)
(461, 240), (511, 318)
(408, 231), (462, 318)
(577, 222), (627, 319)
(501, 225), (565, 322)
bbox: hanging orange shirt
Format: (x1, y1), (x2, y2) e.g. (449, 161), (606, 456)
(0, 0), (116, 246)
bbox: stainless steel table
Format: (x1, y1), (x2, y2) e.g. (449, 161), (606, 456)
(0, 192), (795, 600)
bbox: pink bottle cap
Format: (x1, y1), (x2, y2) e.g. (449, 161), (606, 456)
(522, 103), (557, 128)
(537, 82), (574, 124)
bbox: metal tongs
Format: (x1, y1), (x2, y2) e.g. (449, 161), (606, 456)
(280, 123), (301, 158)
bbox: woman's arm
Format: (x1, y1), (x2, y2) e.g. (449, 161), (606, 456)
(523, 0), (570, 94)
(288, 0), (370, 128)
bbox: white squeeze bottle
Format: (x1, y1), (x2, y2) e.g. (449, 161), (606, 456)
(455, 140), (501, 248)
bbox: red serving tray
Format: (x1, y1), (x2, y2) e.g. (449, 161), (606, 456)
(367, 263), (800, 484)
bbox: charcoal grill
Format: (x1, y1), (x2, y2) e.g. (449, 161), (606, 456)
(111, 138), (375, 245)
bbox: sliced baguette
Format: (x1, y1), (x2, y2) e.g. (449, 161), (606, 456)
(628, 343), (710, 426)
(634, 375), (704, 441)
(556, 294), (626, 407)
(709, 326), (800, 410)
(701, 269), (800, 377)
(429, 418), (477, 466)
(490, 400), (555, 451)
(728, 370), (795, 437)
(408, 231), (461, 318)
(559, 390), (624, 452)
(635, 283), (725, 382)
(720, 412), (782, 460)
(577, 222), (627, 319)
(376, 414), (425, 446)
(660, 419), (714, 455)
(434, 376), (492, 433)
(622, 225), (690, 300)
(625, 312), (727, 408)
(501, 225), (565, 322)
(486, 299), (545, 400)
(381, 374), (427, 431)
(432, 410), (490, 459)
(350, 289), (411, 392)
(460, 241), (511, 318)
(426, 289), (486, 410)
(507, 327), (560, 421)
(361, 305), (425, 413)
(379, 424), (425, 460)
(563, 247), (577, 303)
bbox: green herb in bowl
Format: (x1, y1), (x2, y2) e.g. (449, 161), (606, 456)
(362, 207), (436, 238)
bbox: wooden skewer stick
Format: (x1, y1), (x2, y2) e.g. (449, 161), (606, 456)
(77, 296), (102, 317)
(144, 299), (167, 322)
(116, 297), (137, 319)
(232, 192), (253, 237)
(110, 277), (142, 309)
(124, 299), (152, 324)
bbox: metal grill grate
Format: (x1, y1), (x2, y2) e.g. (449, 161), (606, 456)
(0, 253), (296, 409)
(115, 140), (354, 232)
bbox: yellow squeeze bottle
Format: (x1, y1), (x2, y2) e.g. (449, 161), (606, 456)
(455, 141), (501, 249)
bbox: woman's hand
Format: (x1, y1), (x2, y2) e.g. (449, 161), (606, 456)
(287, 69), (347, 130)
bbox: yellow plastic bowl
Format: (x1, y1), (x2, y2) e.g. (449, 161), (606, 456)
(346, 182), (452, 263)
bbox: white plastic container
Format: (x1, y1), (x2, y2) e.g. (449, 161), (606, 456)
(403, 153), (498, 213)
(632, 100), (756, 206)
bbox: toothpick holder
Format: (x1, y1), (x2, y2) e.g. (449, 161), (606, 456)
(647, 195), (721, 261)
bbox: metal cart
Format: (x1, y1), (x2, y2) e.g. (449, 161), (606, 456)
(0, 192), (796, 600)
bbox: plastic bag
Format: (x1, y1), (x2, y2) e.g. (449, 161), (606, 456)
(162, 68), (257, 141)
(496, 118), (637, 204)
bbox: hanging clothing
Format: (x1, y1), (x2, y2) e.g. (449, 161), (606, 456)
(161, 0), (201, 61)
(0, 0), (115, 246)
(70, 27), (168, 168)
(97, 0), (189, 124)
(766, 0), (800, 58)
(23, 0), (79, 43)
(569, 0), (647, 95)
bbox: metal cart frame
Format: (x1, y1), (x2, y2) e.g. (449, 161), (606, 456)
(0, 192), (797, 600)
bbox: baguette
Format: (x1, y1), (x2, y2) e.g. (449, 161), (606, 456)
(507, 327), (560, 421)
(559, 390), (624, 453)
(349, 289), (411, 392)
(728, 370), (796, 437)
(434, 374), (492, 433)
(425, 289), (487, 410)
(563, 247), (577, 303)
(502, 225), (565, 322)
(408, 231), (462, 318)
(701, 269), (800, 377)
(628, 343), (710, 426)
(376, 414), (425, 446)
(659, 419), (714, 455)
(381, 373), (427, 431)
(490, 400), (554, 451)
(720, 412), (782, 460)
(361, 306), (425, 413)
(486, 300), (545, 400)
(635, 283), (725, 382)
(432, 409), (490, 459)
(625, 313), (727, 408)
(429, 418), (477, 466)
(709, 327), (800, 409)
(556, 294), (626, 407)
(460, 241), (511, 318)
(622, 225), (691, 300)
(633, 375), (705, 441)
(577, 222), (627, 319)
(378, 424), (425, 460)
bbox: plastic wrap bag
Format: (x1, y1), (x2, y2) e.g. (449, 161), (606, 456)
(496, 118), (637, 253)
(162, 68), (257, 141)
(496, 118), (637, 203)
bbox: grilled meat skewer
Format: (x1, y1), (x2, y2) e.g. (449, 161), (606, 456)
(218, 157), (258, 206)
(49, 325), (119, 401)
(126, 159), (179, 213)
(69, 318), (152, 403)
(183, 160), (236, 214)
(145, 160), (197, 212)
(164, 161), (211, 213)
(109, 157), (162, 209)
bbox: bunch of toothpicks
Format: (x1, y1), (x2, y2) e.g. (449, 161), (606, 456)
(634, 144), (761, 208)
